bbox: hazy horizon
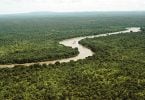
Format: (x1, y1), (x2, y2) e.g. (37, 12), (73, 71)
(0, 0), (145, 14)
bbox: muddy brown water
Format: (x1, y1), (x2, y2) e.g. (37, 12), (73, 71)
(0, 27), (140, 68)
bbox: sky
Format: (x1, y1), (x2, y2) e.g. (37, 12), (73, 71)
(0, 0), (145, 14)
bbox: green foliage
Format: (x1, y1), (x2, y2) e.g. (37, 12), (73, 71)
(141, 27), (145, 31)
(0, 13), (145, 99)
(1, 12), (145, 64)
(0, 31), (145, 99)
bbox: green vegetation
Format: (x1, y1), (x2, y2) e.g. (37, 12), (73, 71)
(0, 15), (123, 64)
(1, 30), (145, 99)
(0, 12), (145, 64)
(0, 12), (145, 99)
(141, 27), (145, 31)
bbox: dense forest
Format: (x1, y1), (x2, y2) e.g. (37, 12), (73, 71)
(0, 30), (145, 99)
(0, 12), (145, 64)
(0, 12), (145, 99)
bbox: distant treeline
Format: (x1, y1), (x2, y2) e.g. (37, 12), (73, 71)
(0, 13), (145, 64)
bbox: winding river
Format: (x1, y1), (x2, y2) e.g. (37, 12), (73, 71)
(0, 27), (140, 68)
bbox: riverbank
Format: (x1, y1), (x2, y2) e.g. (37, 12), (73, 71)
(0, 27), (140, 68)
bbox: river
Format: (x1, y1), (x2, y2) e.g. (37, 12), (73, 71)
(0, 27), (140, 68)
